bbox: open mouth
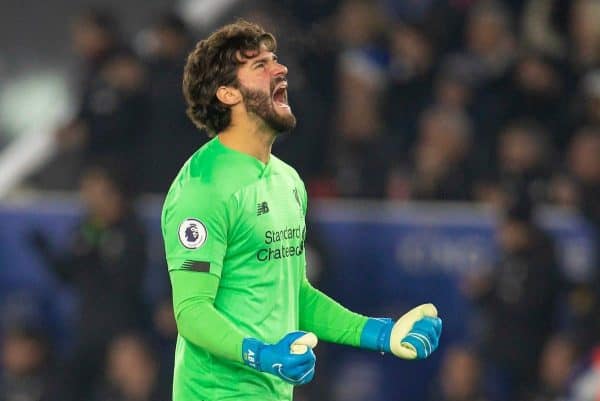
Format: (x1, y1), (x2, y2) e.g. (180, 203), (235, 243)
(272, 82), (289, 108)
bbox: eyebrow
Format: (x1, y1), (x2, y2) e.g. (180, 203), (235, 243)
(251, 53), (278, 66)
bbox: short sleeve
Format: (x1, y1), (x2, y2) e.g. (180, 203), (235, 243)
(161, 180), (231, 278)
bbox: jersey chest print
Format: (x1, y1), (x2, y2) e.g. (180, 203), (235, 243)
(247, 182), (306, 263)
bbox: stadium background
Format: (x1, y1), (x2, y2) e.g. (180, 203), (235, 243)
(0, 1), (599, 401)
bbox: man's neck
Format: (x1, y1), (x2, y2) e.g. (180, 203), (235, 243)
(218, 118), (276, 164)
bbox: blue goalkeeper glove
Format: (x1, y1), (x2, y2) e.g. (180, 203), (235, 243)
(242, 331), (318, 385)
(360, 303), (442, 359)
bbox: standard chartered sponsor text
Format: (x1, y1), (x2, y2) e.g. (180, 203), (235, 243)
(257, 225), (306, 262)
(264, 226), (305, 244)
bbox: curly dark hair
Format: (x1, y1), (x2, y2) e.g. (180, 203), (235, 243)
(182, 20), (276, 137)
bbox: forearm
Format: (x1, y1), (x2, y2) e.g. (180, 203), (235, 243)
(170, 270), (246, 362)
(299, 276), (368, 347)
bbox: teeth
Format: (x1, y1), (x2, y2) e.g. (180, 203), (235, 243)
(273, 82), (287, 93)
(272, 83), (289, 107)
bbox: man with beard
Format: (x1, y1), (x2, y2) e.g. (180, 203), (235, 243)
(161, 20), (442, 401)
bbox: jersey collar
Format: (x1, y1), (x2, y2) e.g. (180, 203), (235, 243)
(213, 136), (272, 177)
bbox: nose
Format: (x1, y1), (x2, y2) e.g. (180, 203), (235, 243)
(273, 62), (288, 77)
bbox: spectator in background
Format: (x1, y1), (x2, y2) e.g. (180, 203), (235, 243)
(384, 22), (435, 148)
(71, 9), (121, 81)
(519, 334), (579, 401)
(477, 120), (554, 205)
(408, 106), (475, 201)
(37, 9), (149, 190)
(521, 0), (569, 61)
(432, 53), (510, 162)
(455, 0), (516, 148)
(39, 9), (123, 189)
(331, 50), (395, 198)
(328, 0), (395, 198)
(463, 0), (516, 87)
(580, 71), (600, 128)
(0, 325), (54, 401)
(43, 10), (149, 189)
(565, 129), (600, 303)
(334, 0), (387, 52)
(427, 345), (489, 401)
(139, 12), (203, 194)
(29, 161), (149, 401)
(463, 195), (563, 400)
(561, 67), (600, 149)
(568, 0), (600, 77)
(67, 9), (148, 167)
(553, 127), (600, 228)
(75, 50), (148, 165)
(504, 53), (565, 141)
(93, 333), (166, 401)
(552, 128), (600, 349)
(434, 55), (478, 112)
(568, 71), (600, 137)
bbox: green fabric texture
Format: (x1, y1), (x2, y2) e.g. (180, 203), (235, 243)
(162, 137), (370, 401)
(169, 270), (245, 362)
(162, 138), (307, 401)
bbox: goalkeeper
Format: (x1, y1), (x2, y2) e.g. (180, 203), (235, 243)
(161, 20), (443, 401)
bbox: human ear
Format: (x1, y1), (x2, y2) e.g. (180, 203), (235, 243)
(216, 86), (241, 106)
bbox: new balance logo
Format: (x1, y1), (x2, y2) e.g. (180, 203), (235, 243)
(257, 201), (270, 216)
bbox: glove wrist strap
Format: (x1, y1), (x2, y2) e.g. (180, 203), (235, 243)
(242, 338), (264, 371)
(360, 318), (393, 353)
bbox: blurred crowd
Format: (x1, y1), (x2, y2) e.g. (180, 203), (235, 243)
(29, 0), (600, 227)
(3, 162), (177, 401)
(2, 0), (600, 401)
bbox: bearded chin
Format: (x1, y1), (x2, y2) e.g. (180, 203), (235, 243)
(240, 86), (296, 134)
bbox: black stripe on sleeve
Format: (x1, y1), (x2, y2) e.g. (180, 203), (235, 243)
(181, 260), (210, 273)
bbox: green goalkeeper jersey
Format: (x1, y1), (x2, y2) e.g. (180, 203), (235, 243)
(162, 137), (367, 401)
